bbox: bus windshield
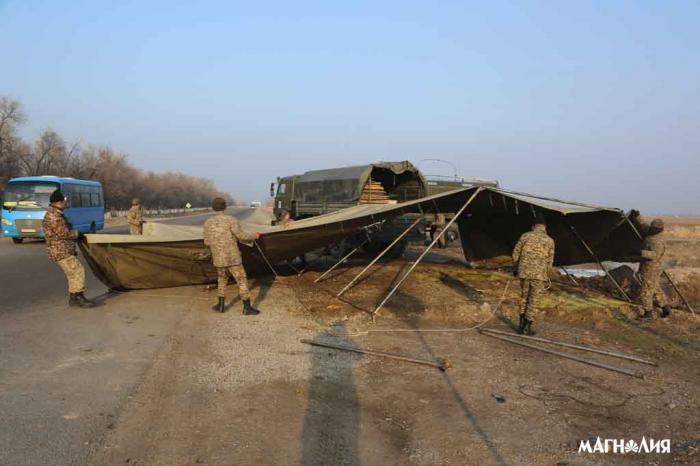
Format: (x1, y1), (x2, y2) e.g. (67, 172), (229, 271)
(2, 181), (59, 211)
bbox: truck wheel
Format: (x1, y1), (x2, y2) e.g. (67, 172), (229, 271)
(12, 237), (23, 244)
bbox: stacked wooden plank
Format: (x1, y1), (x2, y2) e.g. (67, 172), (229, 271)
(360, 179), (395, 204)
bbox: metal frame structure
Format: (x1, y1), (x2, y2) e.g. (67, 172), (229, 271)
(371, 188), (483, 318)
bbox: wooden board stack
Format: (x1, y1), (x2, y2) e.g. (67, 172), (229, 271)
(360, 179), (395, 204)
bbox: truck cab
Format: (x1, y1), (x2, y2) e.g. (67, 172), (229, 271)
(271, 175), (298, 223)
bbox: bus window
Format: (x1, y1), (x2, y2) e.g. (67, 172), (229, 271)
(69, 188), (82, 207)
(90, 192), (101, 207)
(2, 181), (58, 210)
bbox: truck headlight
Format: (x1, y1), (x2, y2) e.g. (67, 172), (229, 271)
(1, 218), (13, 226)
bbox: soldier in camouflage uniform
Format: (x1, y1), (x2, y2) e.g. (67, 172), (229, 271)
(127, 198), (144, 235)
(629, 210), (670, 321)
(42, 190), (96, 308)
(203, 197), (261, 314)
(512, 214), (555, 335)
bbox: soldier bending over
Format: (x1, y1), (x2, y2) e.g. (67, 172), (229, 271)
(42, 190), (96, 308)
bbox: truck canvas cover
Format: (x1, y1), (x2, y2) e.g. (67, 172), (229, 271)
(288, 161), (426, 206)
(80, 187), (642, 290)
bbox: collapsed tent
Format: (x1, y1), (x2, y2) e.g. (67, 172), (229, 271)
(79, 187), (643, 291)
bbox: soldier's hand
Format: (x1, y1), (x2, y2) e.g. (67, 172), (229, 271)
(255, 232), (261, 240)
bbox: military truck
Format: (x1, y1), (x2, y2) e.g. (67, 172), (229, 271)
(270, 161), (427, 256)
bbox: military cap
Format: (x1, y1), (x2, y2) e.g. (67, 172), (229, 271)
(212, 197), (227, 211)
(650, 218), (665, 232)
(50, 190), (65, 203)
(132, 198), (141, 206)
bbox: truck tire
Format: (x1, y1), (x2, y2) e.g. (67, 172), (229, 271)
(12, 237), (23, 244)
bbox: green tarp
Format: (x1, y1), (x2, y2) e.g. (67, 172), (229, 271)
(80, 187), (642, 290)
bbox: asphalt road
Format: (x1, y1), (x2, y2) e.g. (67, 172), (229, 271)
(0, 208), (252, 466)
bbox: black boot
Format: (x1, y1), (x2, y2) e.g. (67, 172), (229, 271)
(72, 292), (96, 308)
(523, 319), (536, 336)
(242, 299), (260, 316)
(637, 309), (653, 321)
(212, 297), (226, 313)
(660, 306), (671, 318)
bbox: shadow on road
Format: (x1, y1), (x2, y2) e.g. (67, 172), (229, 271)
(392, 291), (507, 466)
(301, 322), (362, 466)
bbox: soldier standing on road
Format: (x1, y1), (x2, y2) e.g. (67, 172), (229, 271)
(512, 214), (555, 335)
(629, 210), (670, 321)
(42, 190), (96, 308)
(203, 197), (261, 314)
(127, 198), (144, 235)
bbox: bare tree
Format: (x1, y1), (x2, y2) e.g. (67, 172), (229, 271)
(0, 97), (27, 188)
(20, 129), (67, 176)
(0, 95), (235, 208)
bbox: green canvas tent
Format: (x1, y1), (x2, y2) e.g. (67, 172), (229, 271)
(79, 187), (642, 290)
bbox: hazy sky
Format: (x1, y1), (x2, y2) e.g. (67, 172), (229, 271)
(1, 0), (698, 214)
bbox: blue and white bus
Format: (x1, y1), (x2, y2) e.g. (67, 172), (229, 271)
(1, 176), (105, 243)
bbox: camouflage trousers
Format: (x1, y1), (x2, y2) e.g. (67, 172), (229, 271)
(129, 224), (142, 235)
(520, 279), (545, 322)
(638, 276), (666, 311)
(216, 264), (250, 300)
(56, 255), (86, 294)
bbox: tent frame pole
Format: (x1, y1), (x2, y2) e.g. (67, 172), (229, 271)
(372, 188), (483, 318)
(254, 241), (279, 277)
(336, 215), (425, 297)
(622, 215), (695, 314)
(566, 222), (631, 302)
(559, 266), (580, 286)
(313, 238), (370, 283)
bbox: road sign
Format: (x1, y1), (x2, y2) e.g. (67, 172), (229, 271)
(185, 202), (191, 209)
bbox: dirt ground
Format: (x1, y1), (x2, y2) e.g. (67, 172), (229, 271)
(87, 241), (699, 465)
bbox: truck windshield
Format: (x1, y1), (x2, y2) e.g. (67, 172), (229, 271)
(2, 181), (59, 211)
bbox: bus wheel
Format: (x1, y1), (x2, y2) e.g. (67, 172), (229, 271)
(12, 237), (23, 244)
(89, 222), (97, 233)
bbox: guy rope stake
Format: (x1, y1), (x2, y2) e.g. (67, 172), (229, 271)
(372, 187), (483, 317)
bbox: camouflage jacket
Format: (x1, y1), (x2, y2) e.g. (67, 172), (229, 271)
(512, 225), (555, 280)
(638, 233), (665, 283)
(127, 206), (143, 226)
(203, 212), (257, 267)
(42, 205), (78, 262)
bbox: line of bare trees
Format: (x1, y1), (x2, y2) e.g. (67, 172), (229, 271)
(0, 96), (233, 209)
